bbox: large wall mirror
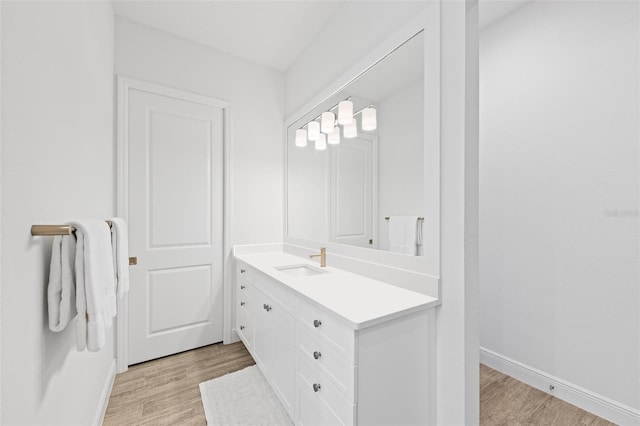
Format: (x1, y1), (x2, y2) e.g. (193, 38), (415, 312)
(286, 31), (427, 258)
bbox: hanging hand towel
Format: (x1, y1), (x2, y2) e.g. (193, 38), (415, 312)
(109, 218), (130, 298)
(47, 235), (77, 332)
(71, 220), (116, 352)
(388, 216), (420, 255)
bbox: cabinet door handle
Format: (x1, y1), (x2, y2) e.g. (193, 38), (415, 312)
(240, 325), (245, 330)
(265, 305), (272, 312)
(263, 303), (267, 310)
(240, 302), (245, 306)
(240, 285), (245, 290)
(240, 269), (246, 274)
(313, 319), (322, 328)
(313, 351), (322, 360)
(312, 383), (321, 392)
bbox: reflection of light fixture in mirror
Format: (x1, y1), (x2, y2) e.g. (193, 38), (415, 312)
(338, 100), (353, 125)
(295, 129), (307, 147)
(343, 118), (357, 138)
(307, 121), (320, 141)
(315, 133), (327, 150)
(327, 127), (340, 145)
(362, 107), (377, 131)
(321, 112), (335, 134)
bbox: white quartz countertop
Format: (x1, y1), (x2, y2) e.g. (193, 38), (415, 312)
(234, 251), (439, 329)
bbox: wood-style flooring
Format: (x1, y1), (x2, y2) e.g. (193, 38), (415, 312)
(104, 342), (614, 425)
(480, 364), (615, 426)
(103, 341), (255, 426)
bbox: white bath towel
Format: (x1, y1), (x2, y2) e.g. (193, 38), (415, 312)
(71, 220), (116, 352)
(47, 235), (77, 332)
(388, 216), (420, 256)
(109, 218), (130, 298)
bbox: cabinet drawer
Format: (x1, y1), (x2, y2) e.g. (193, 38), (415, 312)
(297, 297), (355, 364)
(253, 274), (295, 313)
(236, 305), (253, 349)
(236, 261), (255, 284)
(297, 324), (356, 402)
(297, 350), (355, 426)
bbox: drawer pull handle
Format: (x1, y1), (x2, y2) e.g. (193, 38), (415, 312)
(240, 285), (246, 290)
(312, 383), (321, 392)
(313, 319), (322, 328)
(240, 269), (246, 274)
(240, 325), (245, 330)
(313, 351), (322, 360)
(240, 302), (245, 306)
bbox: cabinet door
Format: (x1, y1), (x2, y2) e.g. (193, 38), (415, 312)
(252, 293), (271, 374)
(269, 302), (295, 415)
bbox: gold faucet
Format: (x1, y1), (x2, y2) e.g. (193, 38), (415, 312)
(309, 247), (327, 267)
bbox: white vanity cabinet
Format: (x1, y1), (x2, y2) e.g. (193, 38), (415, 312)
(235, 255), (437, 426)
(236, 262), (296, 417)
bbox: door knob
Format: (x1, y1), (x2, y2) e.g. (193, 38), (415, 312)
(313, 319), (322, 328)
(312, 383), (321, 392)
(129, 257), (137, 266)
(313, 351), (322, 360)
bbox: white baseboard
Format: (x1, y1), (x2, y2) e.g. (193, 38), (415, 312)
(480, 347), (640, 426)
(92, 358), (117, 426)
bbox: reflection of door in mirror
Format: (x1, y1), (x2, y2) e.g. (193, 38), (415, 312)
(286, 31), (424, 256)
(330, 134), (378, 249)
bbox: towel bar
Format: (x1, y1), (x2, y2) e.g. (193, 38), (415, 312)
(31, 221), (113, 236)
(384, 217), (424, 221)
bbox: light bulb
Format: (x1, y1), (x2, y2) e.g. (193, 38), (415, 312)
(315, 133), (327, 150)
(327, 127), (340, 145)
(343, 118), (357, 138)
(307, 121), (320, 141)
(338, 100), (353, 125)
(362, 107), (377, 131)
(321, 111), (335, 134)
(295, 129), (307, 147)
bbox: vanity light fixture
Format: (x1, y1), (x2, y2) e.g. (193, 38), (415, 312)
(337, 100), (353, 125)
(362, 106), (377, 131)
(295, 97), (374, 148)
(295, 129), (308, 147)
(307, 121), (321, 141)
(343, 118), (357, 138)
(315, 133), (327, 150)
(321, 111), (335, 134)
(327, 127), (340, 145)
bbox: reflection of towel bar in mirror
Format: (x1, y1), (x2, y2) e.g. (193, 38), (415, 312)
(384, 217), (424, 221)
(31, 221), (113, 236)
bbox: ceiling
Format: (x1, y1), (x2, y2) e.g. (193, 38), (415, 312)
(113, 0), (530, 73)
(113, 0), (345, 72)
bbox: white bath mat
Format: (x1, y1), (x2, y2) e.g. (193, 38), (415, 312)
(199, 365), (293, 426)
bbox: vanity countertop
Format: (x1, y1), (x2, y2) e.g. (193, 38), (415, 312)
(234, 250), (439, 330)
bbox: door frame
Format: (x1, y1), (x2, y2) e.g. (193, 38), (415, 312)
(116, 76), (232, 372)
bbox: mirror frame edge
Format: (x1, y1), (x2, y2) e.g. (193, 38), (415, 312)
(283, 4), (441, 280)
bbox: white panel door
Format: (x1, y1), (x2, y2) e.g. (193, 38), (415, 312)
(127, 85), (224, 365)
(330, 136), (377, 248)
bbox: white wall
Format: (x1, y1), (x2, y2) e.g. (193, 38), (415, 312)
(115, 18), (284, 250)
(285, 1), (428, 117)
(480, 0), (640, 414)
(377, 80), (424, 252)
(1, 1), (116, 424)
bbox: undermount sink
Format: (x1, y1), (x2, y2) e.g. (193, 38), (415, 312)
(275, 264), (328, 277)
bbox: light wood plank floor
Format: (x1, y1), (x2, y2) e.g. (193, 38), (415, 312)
(104, 343), (614, 425)
(480, 364), (615, 426)
(103, 341), (255, 426)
